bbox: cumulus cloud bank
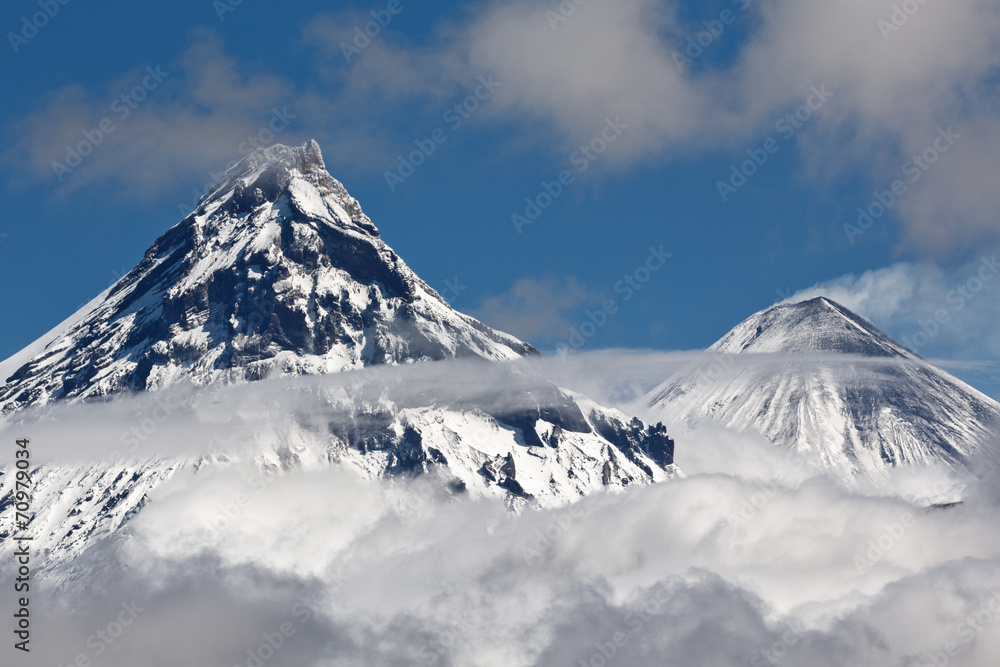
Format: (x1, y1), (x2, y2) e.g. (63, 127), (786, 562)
(4, 435), (1000, 666)
(1, 352), (999, 666)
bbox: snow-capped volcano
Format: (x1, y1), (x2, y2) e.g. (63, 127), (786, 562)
(709, 296), (917, 357)
(0, 142), (678, 583)
(647, 297), (1000, 476)
(0, 140), (533, 414)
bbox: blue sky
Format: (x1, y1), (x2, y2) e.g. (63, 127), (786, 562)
(1, 0), (999, 396)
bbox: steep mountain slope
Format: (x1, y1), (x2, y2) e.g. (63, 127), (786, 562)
(0, 141), (677, 583)
(0, 140), (533, 414)
(709, 296), (916, 357)
(647, 297), (1000, 475)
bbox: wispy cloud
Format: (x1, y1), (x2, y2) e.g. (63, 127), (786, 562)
(470, 277), (605, 344)
(7, 1), (1000, 252)
(301, 0), (1000, 253)
(6, 404), (1000, 666)
(2, 31), (298, 197)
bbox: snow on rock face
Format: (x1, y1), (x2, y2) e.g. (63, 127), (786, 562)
(710, 297), (914, 357)
(647, 297), (1000, 477)
(0, 141), (534, 414)
(0, 141), (679, 583)
(0, 367), (678, 587)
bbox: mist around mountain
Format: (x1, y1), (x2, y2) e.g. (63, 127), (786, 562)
(2, 145), (1000, 667)
(0, 142), (679, 609)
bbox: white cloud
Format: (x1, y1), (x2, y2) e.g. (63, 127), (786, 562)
(7, 1), (1000, 251)
(5, 423), (1000, 666)
(2, 31), (300, 197)
(1, 353), (1000, 665)
(304, 0), (1000, 253)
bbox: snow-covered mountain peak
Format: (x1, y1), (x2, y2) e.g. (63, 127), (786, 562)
(0, 141), (681, 585)
(193, 140), (380, 239)
(648, 298), (1000, 476)
(711, 297), (915, 358)
(0, 141), (537, 413)
(216, 139), (327, 186)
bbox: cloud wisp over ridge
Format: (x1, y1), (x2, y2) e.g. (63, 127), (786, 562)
(6, 0), (1000, 252)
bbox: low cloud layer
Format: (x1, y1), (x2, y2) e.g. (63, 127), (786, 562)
(1, 353), (1000, 665)
(3, 431), (1000, 666)
(3, 350), (993, 466)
